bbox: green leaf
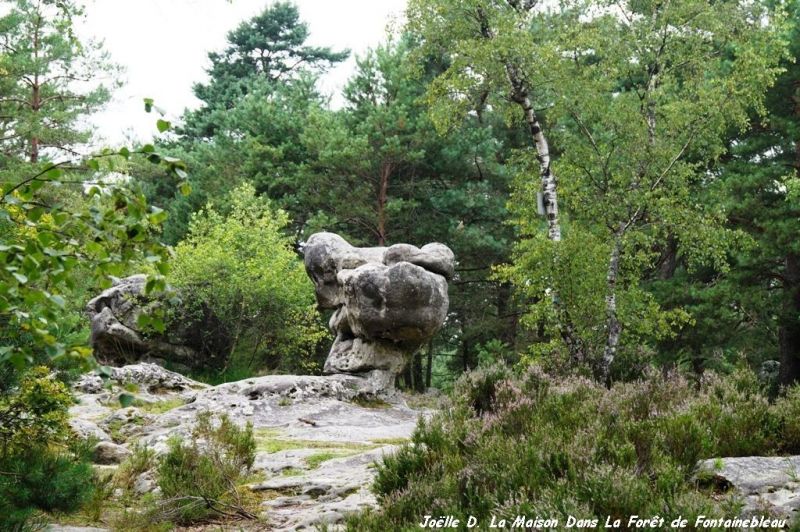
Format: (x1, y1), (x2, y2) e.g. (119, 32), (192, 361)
(137, 312), (151, 329)
(43, 166), (63, 180)
(28, 207), (45, 222)
(148, 207), (168, 225)
(144, 98), (154, 113)
(119, 393), (135, 408)
(179, 181), (192, 196)
(12, 273), (28, 284)
(156, 119), (171, 133)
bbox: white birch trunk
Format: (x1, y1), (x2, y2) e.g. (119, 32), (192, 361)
(600, 228), (623, 383)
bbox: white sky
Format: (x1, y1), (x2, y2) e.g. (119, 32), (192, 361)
(81, 0), (407, 147)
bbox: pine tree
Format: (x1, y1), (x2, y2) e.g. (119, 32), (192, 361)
(0, 0), (114, 163)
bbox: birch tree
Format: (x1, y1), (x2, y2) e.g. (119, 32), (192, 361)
(406, 0), (587, 362)
(504, 0), (784, 382)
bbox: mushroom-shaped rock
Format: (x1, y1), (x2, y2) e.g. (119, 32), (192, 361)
(303, 232), (454, 392)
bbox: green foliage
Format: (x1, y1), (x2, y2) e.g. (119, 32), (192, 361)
(168, 183), (328, 373)
(0, 0), (116, 162)
(409, 0), (788, 378)
(0, 367), (94, 530)
(0, 366), (72, 453)
(0, 444), (94, 530)
(351, 364), (800, 529)
(183, 1), (348, 138)
(156, 411), (256, 523)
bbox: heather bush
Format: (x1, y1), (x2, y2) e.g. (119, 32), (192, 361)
(155, 411), (256, 524)
(349, 363), (800, 530)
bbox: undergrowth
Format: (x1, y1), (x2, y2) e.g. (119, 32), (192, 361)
(347, 364), (800, 530)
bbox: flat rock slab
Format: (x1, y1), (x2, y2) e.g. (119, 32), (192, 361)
(65, 364), (428, 531)
(46, 527), (110, 532)
(696, 456), (800, 519)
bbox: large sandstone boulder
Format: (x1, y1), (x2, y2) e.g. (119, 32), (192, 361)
(85, 276), (230, 369)
(304, 232), (454, 391)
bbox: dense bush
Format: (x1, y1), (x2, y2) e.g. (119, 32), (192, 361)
(155, 411), (256, 524)
(0, 367), (94, 530)
(349, 364), (800, 530)
(167, 183), (329, 376)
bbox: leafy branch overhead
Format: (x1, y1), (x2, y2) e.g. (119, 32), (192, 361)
(0, 103), (190, 371)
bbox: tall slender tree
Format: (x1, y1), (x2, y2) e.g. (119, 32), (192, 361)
(406, 0), (585, 364)
(0, 0), (114, 163)
(490, 0), (787, 381)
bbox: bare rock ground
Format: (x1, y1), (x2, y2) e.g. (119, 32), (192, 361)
(66, 363), (432, 531)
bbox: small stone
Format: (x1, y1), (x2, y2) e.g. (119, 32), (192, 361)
(74, 374), (104, 394)
(69, 418), (112, 442)
(93, 441), (131, 465)
(133, 472), (155, 495)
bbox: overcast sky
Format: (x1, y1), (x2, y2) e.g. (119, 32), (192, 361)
(81, 0), (407, 147)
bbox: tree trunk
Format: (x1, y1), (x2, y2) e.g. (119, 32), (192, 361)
(408, 354), (416, 391)
(780, 88), (800, 385)
(506, 69), (560, 241)
(376, 162), (391, 246)
(779, 252), (800, 386)
(658, 235), (678, 280)
(30, 83), (40, 163)
(426, 340), (433, 389)
(475, 7), (560, 241)
(30, 10), (42, 164)
(475, 6), (587, 365)
(497, 282), (517, 348)
(599, 228), (624, 384)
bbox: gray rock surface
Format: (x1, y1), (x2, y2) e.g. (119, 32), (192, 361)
(85, 276), (228, 369)
(304, 232), (453, 391)
(65, 363), (428, 531)
(696, 456), (800, 520)
(46, 527), (110, 532)
(92, 441), (131, 465)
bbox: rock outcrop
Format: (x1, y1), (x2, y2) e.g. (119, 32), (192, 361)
(303, 233), (454, 391)
(696, 456), (800, 521)
(85, 275), (229, 370)
(66, 363), (431, 530)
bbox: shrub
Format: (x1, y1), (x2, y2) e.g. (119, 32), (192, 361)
(774, 385), (800, 453)
(114, 443), (157, 495)
(155, 411), (256, 523)
(167, 183), (328, 374)
(348, 364), (791, 530)
(0, 368), (94, 530)
(0, 366), (73, 452)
